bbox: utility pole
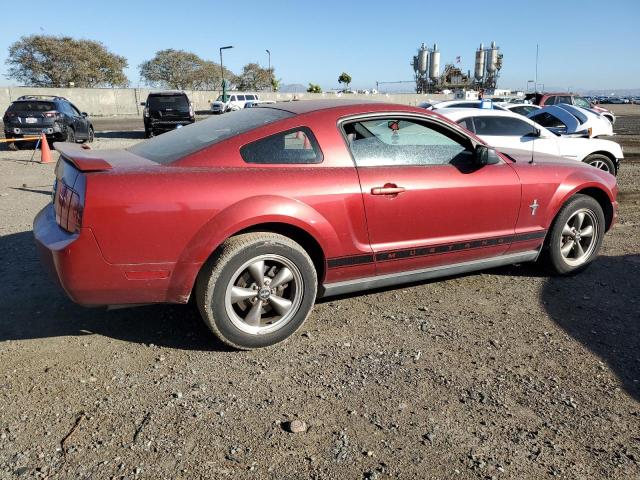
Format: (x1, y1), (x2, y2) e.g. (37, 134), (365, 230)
(266, 49), (271, 92)
(535, 44), (539, 92)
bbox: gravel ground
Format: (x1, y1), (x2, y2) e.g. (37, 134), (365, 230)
(0, 112), (638, 480)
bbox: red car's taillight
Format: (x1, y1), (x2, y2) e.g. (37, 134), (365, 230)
(54, 181), (83, 233)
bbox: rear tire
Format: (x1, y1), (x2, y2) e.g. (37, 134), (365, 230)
(542, 194), (605, 275)
(584, 154), (615, 175)
(195, 233), (317, 350)
(66, 127), (76, 143)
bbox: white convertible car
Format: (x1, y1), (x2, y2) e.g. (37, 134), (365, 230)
(440, 108), (623, 175)
(527, 104), (614, 138)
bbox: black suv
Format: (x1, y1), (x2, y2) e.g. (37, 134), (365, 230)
(2, 95), (94, 148)
(141, 91), (195, 137)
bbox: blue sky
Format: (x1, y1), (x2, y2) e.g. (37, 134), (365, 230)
(1, 0), (639, 91)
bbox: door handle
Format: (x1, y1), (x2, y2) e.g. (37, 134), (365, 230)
(371, 185), (406, 195)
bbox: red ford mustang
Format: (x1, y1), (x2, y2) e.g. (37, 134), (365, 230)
(34, 100), (618, 349)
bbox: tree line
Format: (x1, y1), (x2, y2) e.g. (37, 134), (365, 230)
(6, 35), (279, 91)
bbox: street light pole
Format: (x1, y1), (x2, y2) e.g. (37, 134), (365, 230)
(266, 49), (271, 92)
(219, 45), (233, 98)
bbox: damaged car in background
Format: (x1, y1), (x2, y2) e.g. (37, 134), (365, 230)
(527, 103), (614, 138)
(441, 108), (623, 174)
(141, 91), (195, 138)
(2, 95), (94, 149)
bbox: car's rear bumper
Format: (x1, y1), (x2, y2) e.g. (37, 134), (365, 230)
(34, 204), (181, 306)
(146, 119), (194, 131)
(4, 125), (63, 138)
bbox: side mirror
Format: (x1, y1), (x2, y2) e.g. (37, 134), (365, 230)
(524, 128), (541, 137)
(81, 112), (88, 117)
(474, 145), (500, 166)
(140, 102), (146, 106)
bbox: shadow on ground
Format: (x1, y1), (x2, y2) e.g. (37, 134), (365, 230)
(0, 231), (231, 352)
(541, 254), (640, 401)
(95, 131), (144, 140)
(1, 228), (638, 396)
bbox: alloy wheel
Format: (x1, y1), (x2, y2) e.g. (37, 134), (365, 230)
(224, 254), (304, 335)
(559, 208), (598, 266)
(588, 159), (611, 173)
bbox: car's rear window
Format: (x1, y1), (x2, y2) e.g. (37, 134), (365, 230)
(128, 107), (294, 164)
(147, 95), (189, 111)
(8, 101), (56, 112)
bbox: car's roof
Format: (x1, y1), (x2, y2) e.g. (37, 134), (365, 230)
(13, 98), (61, 103)
(148, 91), (188, 96)
(262, 99), (414, 115)
(504, 103), (540, 108)
(439, 108), (531, 121)
(432, 100), (481, 107)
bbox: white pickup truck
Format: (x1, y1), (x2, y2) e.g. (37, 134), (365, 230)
(210, 93), (260, 114)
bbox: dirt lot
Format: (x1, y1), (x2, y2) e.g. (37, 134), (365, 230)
(0, 107), (639, 480)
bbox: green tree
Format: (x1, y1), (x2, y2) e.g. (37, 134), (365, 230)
(271, 76), (281, 92)
(237, 63), (274, 91)
(307, 83), (322, 93)
(338, 72), (352, 89)
(140, 49), (234, 90)
(6, 35), (128, 87)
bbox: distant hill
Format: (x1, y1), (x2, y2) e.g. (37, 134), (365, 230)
(579, 88), (640, 97)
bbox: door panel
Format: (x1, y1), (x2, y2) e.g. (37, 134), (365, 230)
(344, 115), (523, 276)
(358, 164), (521, 275)
(481, 134), (560, 157)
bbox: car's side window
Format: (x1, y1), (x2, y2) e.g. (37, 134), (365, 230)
(237, 95), (246, 101)
(240, 127), (323, 164)
(530, 112), (567, 132)
(518, 106), (538, 115)
(59, 102), (73, 115)
(456, 117), (475, 133)
(556, 96), (572, 105)
(543, 96), (556, 105)
(473, 116), (535, 136)
(69, 103), (82, 116)
(344, 118), (472, 167)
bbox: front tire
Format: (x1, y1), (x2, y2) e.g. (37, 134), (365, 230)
(584, 154), (616, 175)
(195, 233), (317, 349)
(542, 194), (605, 275)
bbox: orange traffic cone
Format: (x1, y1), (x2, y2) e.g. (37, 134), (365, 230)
(40, 133), (53, 164)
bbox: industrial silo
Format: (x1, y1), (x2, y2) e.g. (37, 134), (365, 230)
(474, 43), (485, 81)
(428, 43), (440, 81)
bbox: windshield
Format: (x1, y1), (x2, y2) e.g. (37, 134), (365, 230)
(216, 94), (230, 102)
(574, 97), (591, 108)
(147, 95), (189, 111)
(128, 107), (293, 164)
(8, 101), (56, 112)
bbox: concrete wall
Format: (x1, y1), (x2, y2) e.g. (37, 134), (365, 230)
(0, 87), (453, 117)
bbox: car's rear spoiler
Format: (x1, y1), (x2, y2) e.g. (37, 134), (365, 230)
(53, 142), (113, 172)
